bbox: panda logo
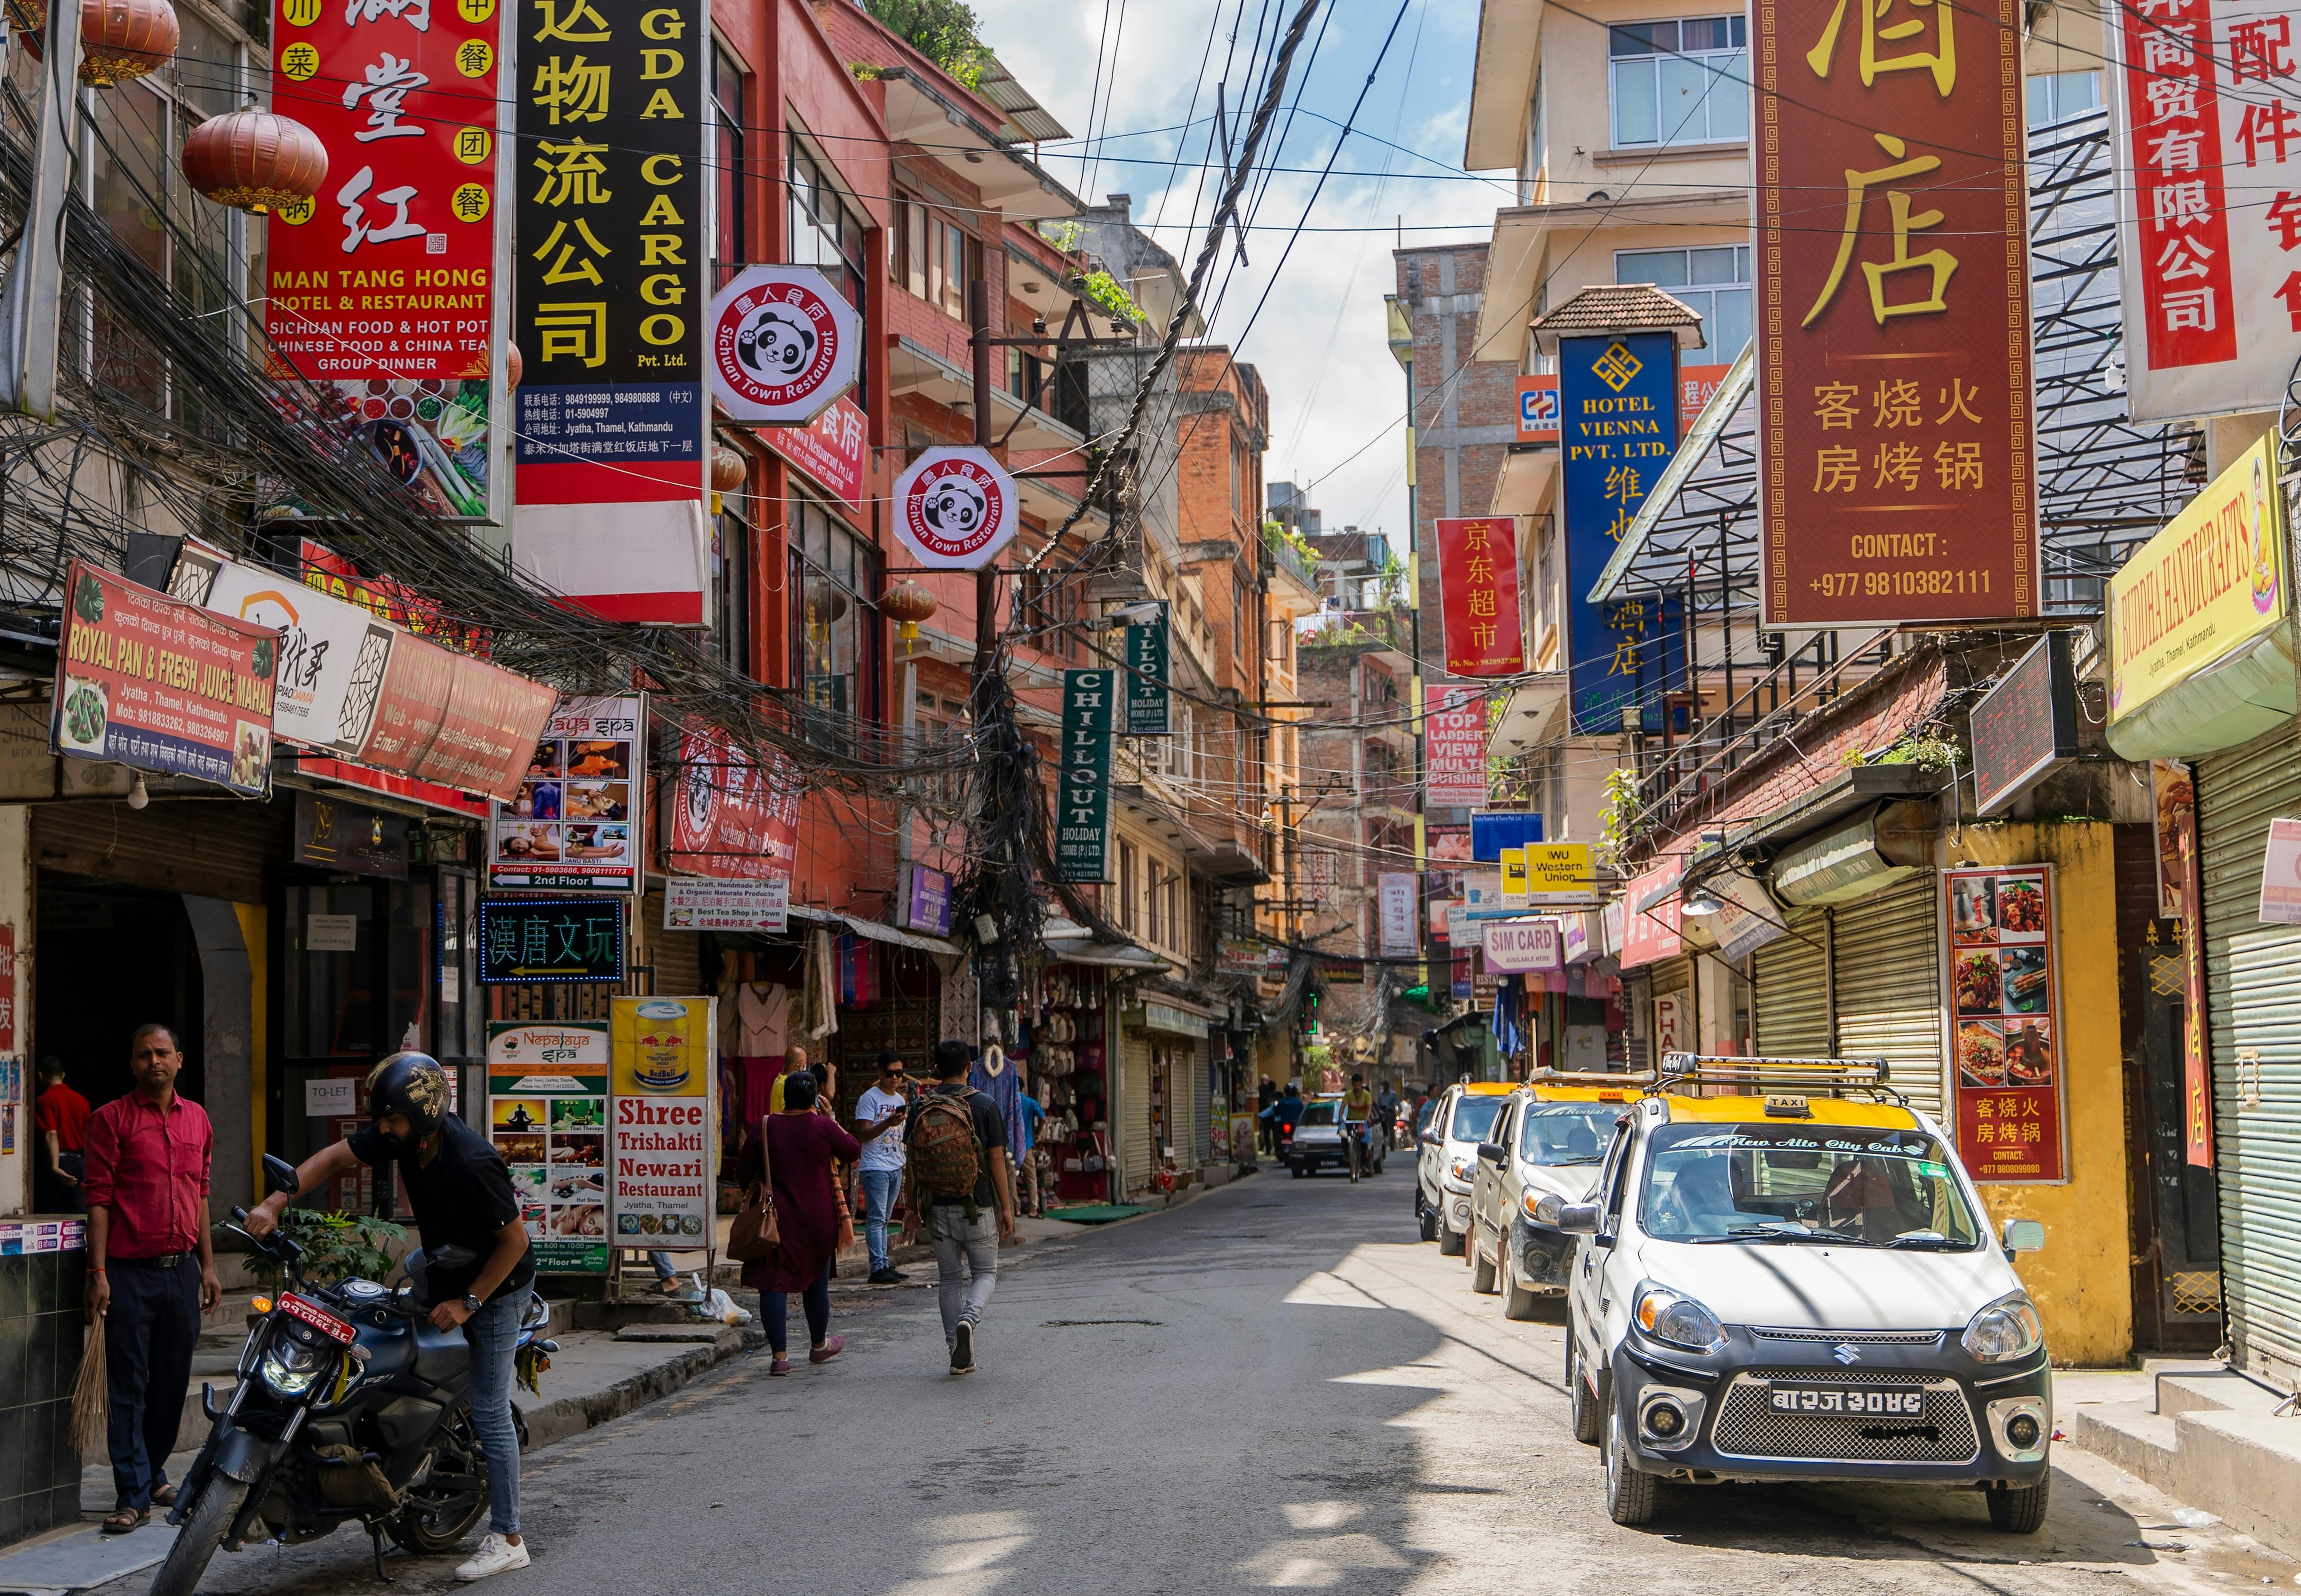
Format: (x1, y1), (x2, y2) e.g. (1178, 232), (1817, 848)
(921, 474), (987, 539)
(735, 303), (818, 384)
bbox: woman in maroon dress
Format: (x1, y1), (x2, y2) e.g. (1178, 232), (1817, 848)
(738, 1072), (860, 1374)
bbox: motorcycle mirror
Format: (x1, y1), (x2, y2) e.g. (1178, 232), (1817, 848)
(262, 1154), (300, 1196)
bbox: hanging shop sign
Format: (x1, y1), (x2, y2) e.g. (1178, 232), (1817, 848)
(1709, 872), (1790, 962)
(1755, 0), (2036, 626)
(490, 695), (642, 893)
(1945, 866), (2067, 1183)
(1482, 918), (1561, 974)
(1434, 517), (1525, 676)
(1056, 668), (1114, 882)
(263, 0), (513, 525)
(2108, 0), (2301, 420)
(476, 896), (625, 984)
(1378, 872), (1419, 959)
(890, 447), (1020, 571)
(487, 1021), (611, 1274)
(758, 393), (867, 510)
(2260, 818), (2301, 924)
(1123, 605), (1170, 736)
(1497, 848), (1529, 908)
(1470, 809), (1543, 859)
(1678, 364), (1735, 430)
(355, 634), (558, 803)
(609, 995), (717, 1250)
(705, 265), (859, 425)
(2154, 759), (2197, 921)
(1560, 332), (1688, 732)
(512, 0), (709, 622)
(1560, 909), (1597, 965)
(1771, 802), (1934, 905)
(2106, 435), (2289, 740)
(1971, 633), (2081, 816)
(1522, 842), (1596, 906)
(663, 876), (788, 933)
(293, 791), (409, 879)
(897, 863), (952, 936)
(53, 562), (278, 798)
(2152, 757), (2211, 1167)
(1516, 375), (1560, 443)
(1461, 869), (1506, 921)
(1424, 685), (1490, 808)
(660, 724), (800, 882)
(1618, 859), (1683, 970)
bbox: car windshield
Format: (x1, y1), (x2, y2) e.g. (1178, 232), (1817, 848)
(1519, 1103), (1620, 1166)
(1449, 1095), (1507, 1143)
(1298, 1102), (1340, 1126)
(1637, 1122), (1982, 1248)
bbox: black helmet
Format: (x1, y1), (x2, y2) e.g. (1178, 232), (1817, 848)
(365, 1051), (450, 1134)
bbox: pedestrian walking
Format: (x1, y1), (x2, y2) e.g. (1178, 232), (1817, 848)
(1013, 1086), (1045, 1217)
(246, 1052), (537, 1581)
(82, 1024), (220, 1535)
(853, 1050), (912, 1285)
(903, 1040), (1014, 1376)
(34, 1057), (89, 1214)
(738, 1070), (859, 1374)
(1256, 1076), (1278, 1156)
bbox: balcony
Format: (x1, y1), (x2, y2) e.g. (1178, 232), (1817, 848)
(1262, 525), (1318, 595)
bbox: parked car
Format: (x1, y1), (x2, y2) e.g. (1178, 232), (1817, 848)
(1468, 1076), (1640, 1319)
(1415, 1082), (1513, 1255)
(1556, 1056), (2051, 1532)
(1287, 1096), (1383, 1177)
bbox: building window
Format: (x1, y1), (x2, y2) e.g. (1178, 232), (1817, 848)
(1522, 72), (1545, 205)
(1616, 245), (1752, 361)
(715, 494), (751, 674)
(1118, 841), (1138, 933)
(1144, 862), (1161, 945)
(1609, 16), (1747, 147)
(712, 46), (745, 273)
(891, 194), (929, 298)
(928, 220), (981, 319)
(1165, 873), (1182, 954)
(788, 495), (878, 747)
(787, 139), (867, 314)
(2027, 70), (2100, 127)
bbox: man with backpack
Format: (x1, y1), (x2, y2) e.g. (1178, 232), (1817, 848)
(902, 1039), (1015, 1375)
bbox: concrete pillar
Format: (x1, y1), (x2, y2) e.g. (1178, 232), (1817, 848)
(183, 896), (254, 1219)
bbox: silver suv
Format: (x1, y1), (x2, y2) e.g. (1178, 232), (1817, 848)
(1467, 1085), (1629, 1318)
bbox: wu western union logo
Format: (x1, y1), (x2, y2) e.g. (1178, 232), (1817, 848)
(1592, 341), (1643, 392)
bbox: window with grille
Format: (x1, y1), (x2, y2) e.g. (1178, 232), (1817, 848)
(1609, 16), (1747, 147)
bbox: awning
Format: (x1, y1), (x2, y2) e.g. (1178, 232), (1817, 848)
(1769, 801), (1935, 907)
(1050, 939), (1171, 974)
(2105, 621), (2298, 762)
(1129, 996), (1214, 1035)
(788, 903), (961, 958)
(876, 69), (1083, 222)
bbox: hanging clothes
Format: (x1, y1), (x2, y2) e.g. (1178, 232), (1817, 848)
(736, 982), (789, 1057)
(971, 1043), (1027, 1162)
(808, 928), (840, 1040)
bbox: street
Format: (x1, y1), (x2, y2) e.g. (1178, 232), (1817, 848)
(90, 1170), (2299, 1596)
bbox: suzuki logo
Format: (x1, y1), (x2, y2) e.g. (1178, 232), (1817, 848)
(1833, 1343), (1862, 1365)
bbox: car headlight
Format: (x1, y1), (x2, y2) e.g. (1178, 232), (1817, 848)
(1449, 1156), (1474, 1182)
(1633, 1282), (1727, 1354)
(1961, 1290), (2045, 1363)
(258, 1329), (325, 1396)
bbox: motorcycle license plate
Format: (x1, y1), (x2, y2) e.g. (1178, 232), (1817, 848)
(1766, 1383), (1924, 1416)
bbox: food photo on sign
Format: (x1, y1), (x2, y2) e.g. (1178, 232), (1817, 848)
(1943, 867), (2065, 1182)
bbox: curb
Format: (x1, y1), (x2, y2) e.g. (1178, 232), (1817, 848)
(522, 1323), (767, 1450)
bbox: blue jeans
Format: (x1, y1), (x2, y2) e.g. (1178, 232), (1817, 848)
(765, 1261), (831, 1356)
(104, 1256), (200, 1510)
(463, 1291), (522, 1537)
(858, 1168), (902, 1272)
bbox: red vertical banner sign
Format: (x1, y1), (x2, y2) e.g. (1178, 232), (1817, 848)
(1434, 517), (1525, 677)
(2152, 760), (2214, 1166)
(1945, 867), (2067, 1183)
(1755, 0), (2036, 625)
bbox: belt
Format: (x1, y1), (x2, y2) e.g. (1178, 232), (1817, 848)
(111, 1252), (191, 1269)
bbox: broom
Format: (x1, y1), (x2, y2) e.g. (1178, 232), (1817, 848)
(70, 1312), (106, 1459)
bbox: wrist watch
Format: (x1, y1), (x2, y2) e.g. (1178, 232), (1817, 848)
(461, 1294), (481, 1314)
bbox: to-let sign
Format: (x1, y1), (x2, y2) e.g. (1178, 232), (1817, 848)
(706, 266), (859, 424)
(891, 448), (1019, 570)
(1756, 0), (2036, 625)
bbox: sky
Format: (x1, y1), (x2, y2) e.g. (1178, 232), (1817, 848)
(967, 0), (1509, 544)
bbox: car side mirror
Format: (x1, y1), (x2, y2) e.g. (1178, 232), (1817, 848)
(2001, 1218), (2045, 1254)
(1476, 1141), (1507, 1166)
(1554, 1201), (1604, 1235)
(262, 1154), (299, 1196)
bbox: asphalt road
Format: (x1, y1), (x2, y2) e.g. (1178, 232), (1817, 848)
(95, 1167), (2298, 1595)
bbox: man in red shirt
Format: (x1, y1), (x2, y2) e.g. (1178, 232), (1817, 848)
(83, 1024), (220, 1535)
(33, 1058), (89, 1214)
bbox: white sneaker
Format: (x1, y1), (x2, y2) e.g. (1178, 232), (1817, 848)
(456, 1534), (531, 1581)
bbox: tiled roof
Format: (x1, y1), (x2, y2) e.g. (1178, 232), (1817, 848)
(1531, 284), (1708, 349)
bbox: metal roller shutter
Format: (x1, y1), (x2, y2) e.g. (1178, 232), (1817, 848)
(1830, 877), (1946, 1122)
(1191, 1035), (1212, 1168)
(2195, 730), (2301, 1393)
(1753, 908), (1831, 1058)
(35, 798), (287, 903)
(1120, 1029), (1153, 1196)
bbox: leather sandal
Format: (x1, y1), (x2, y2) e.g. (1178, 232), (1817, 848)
(100, 1508), (147, 1535)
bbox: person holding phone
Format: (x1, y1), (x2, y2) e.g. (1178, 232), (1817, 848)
(853, 1050), (912, 1285)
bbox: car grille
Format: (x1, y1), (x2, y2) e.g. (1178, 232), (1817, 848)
(1710, 1371), (1979, 1464)
(1750, 1326), (1947, 1346)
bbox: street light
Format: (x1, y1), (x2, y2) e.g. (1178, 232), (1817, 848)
(1681, 884), (1722, 917)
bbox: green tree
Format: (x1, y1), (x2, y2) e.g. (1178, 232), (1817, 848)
(864, 0), (989, 90)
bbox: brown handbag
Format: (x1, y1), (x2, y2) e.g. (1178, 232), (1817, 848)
(727, 1116), (781, 1262)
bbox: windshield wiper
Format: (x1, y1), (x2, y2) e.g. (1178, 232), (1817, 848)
(1540, 1155), (1603, 1166)
(1689, 1224), (1875, 1246)
(1884, 1231), (1969, 1250)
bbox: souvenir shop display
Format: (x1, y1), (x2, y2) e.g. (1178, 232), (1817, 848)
(1033, 964), (1111, 1204)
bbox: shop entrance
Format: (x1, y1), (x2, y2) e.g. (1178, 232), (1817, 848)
(35, 884), (205, 1111)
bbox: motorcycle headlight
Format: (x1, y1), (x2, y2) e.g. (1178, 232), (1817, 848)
(258, 1329), (326, 1396)
(1961, 1290), (2045, 1363)
(1633, 1282), (1727, 1354)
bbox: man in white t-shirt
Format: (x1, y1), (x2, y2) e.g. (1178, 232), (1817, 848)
(854, 1050), (912, 1285)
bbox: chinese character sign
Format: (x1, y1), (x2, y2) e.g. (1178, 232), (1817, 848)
(476, 896), (626, 982)
(1757, 0), (2036, 625)
(515, 0), (707, 504)
(1945, 867), (2067, 1182)
(2111, 0), (2301, 419)
(265, 0), (511, 522)
(1434, 517), (1525, 676)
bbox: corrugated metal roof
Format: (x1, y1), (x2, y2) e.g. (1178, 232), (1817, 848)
(975, 53), (1070, 143)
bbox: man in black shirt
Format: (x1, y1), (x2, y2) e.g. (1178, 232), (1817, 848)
(902, 1039), (1013, 1375)
(247, 1053), (535, 1582)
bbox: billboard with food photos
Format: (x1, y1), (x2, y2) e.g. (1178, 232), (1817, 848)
(609, 996), (716, 1250)
(1944, 866), (2066, 1183)
(487, 1021), (610, 1273)
(490, 695), (642, 892)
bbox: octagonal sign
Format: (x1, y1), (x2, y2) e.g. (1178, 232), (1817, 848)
(706, 266), (859, 425)
(891, 447), (1018, 570)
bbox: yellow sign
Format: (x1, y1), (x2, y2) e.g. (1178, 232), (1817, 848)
(1523, 842), (1597, 905)
(609, 996), (717, 1245)
(2108, 436), (2288, 723)
(1499, 847), (1528, 906)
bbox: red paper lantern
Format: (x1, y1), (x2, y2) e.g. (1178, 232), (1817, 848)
(711, 446), (748, 493)
(181, 107), (326, 214)
(4, 0), (47, 40)
(880, 578), (939, 641)
(78, 0), (178, 84)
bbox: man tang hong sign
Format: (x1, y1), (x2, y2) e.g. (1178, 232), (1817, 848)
(1755, 0), (2037, 626)
(2110, 0), (2301, 419)
(1056, 669), (1114, 882)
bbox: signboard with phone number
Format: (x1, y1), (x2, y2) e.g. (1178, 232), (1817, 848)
(487, 1021), (611, 1273)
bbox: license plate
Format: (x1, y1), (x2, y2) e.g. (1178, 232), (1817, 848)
(1766, 1383), (1924, 1416)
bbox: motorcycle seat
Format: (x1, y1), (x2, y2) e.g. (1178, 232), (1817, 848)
(411, 1320), (471, 1386)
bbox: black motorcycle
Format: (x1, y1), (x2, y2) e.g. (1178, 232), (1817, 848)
(150, 1156), (555, 1595)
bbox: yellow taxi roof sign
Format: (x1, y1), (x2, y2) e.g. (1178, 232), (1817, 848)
(1462, 1082), (1518, 1096)
(1664, 1094), (1919, 1130)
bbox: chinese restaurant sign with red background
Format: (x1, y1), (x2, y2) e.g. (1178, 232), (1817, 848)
(657, 725), (800, 883)
(2110, 0), (2301, 420)
(1756, 0), (2036, 625)
(1945, 866), (2067, 1182)
(265, 0), (512, 523)
(1434, 517), (1525, 676)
